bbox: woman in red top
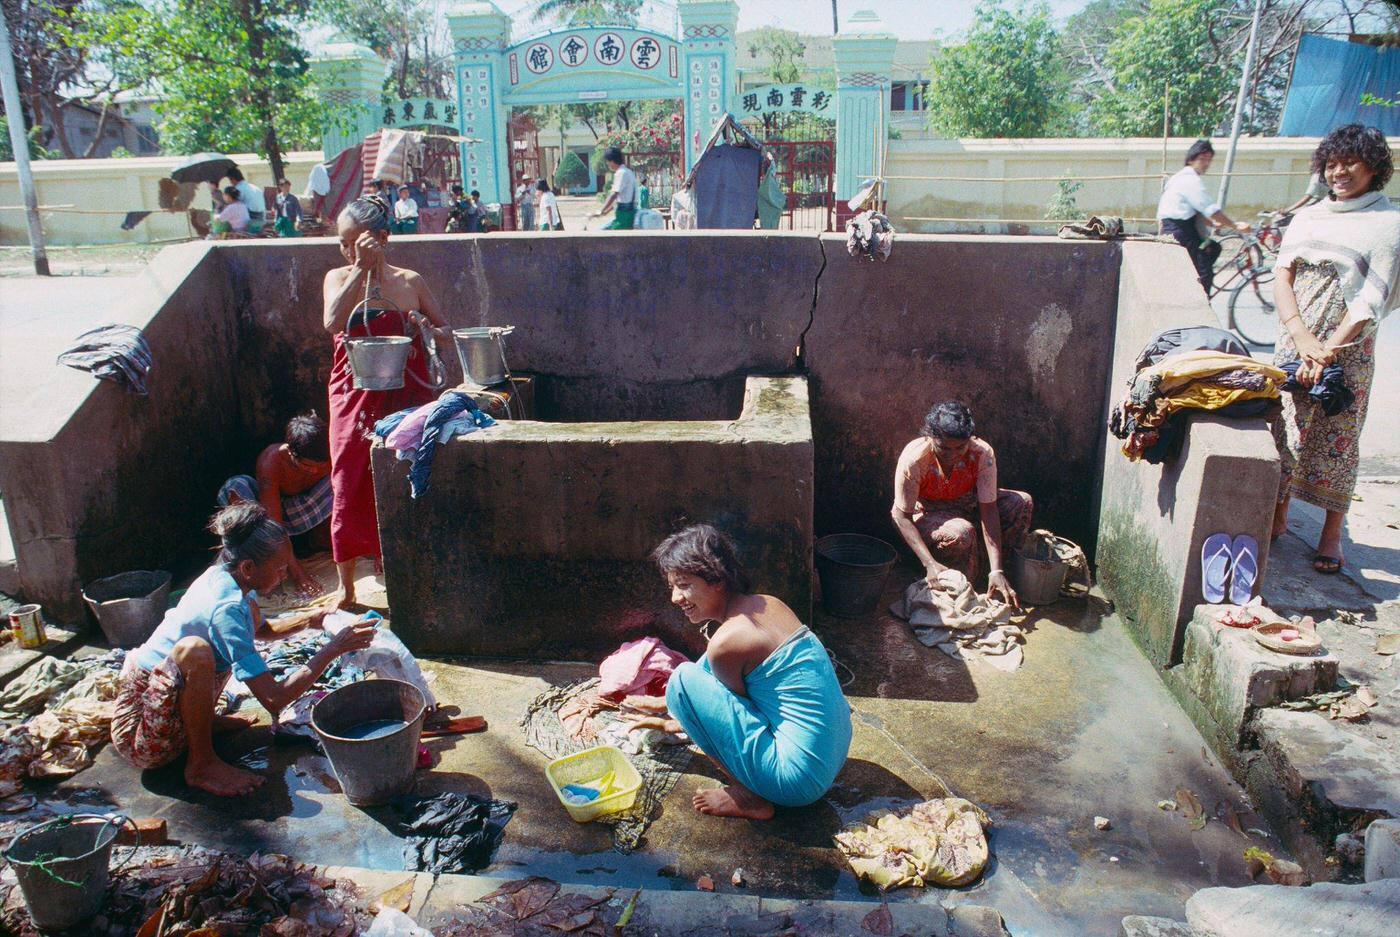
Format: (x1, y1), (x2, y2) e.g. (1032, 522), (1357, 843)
(890, 401), (1033, 607)
(322, 195), (448, 606)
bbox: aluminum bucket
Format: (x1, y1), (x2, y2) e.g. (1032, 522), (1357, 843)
(312, 678), (426, 806)
(82, 570), (172, 648)
(345, 335), (412, 391)
(453, 326), (513, 386)
(4, 814), (132, 931)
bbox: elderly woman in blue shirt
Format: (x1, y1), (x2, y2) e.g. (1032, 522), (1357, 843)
(111, 503), (375, 796)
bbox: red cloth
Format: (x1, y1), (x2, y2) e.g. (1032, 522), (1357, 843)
(328, 308), (433, 563)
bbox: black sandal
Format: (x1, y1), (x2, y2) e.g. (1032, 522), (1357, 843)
(1313, 554), (1343, 575)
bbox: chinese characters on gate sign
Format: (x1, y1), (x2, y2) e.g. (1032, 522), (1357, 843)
(738, 85), (829, 114)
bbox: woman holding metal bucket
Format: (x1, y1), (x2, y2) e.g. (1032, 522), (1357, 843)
(323, 194), (449, 607)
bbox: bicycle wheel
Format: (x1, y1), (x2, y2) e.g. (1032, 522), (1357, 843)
(1228, 269), (1278, 348)
(1214, 230), (1246, 274)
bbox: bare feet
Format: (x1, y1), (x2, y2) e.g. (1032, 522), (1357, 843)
(185, 758), (265, 797)
(212, 712), (257, 734)
(692, 784), (774, 820)
(334, 586), (357, 609)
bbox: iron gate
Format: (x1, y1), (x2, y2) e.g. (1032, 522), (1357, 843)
(742, 112), (836, 232)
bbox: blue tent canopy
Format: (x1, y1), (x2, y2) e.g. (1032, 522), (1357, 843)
(1280, 34), (1400, 136)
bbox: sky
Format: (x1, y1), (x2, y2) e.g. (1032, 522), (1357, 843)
(494, 1), (1097, 42)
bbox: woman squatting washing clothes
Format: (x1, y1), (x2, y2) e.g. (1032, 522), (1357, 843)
(112, 503), (376, 797)
(323, 194), (449, 606)
(627, 525), (852, 819)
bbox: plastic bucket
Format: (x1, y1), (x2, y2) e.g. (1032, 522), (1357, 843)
(82, 570), (172, 648)
(1009, 551), (1070, 606)
(3, 813), (132, 931)
(453, 327), (513, 386)
(345, 335), (413, 391)
(311, 679), (426, 806)
(815, 534), (898, 618)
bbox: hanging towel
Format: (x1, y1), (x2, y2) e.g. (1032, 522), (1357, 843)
(57, 324), (153, 394)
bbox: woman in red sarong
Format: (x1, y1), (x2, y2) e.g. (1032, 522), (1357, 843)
(322, 195), (448, 606)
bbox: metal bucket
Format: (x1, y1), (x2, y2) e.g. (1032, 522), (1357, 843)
(312, 678), (426, 806)
(3, 813), (132, 931)
(345, 335), (413, 391)
(82, 570), (172, 648)
(453, 326), (514, 386)
(815, 534), (898, 618)
(1009, 551), (1070, 606)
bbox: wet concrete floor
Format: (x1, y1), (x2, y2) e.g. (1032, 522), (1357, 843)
(33, 567), (1288, 936)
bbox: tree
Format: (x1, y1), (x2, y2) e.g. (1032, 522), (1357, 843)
(320, 0), (452, 101)
(75, 0), (340, 181)
(2, 0), (154, 158)
(534, 0), (642, 27)
(924, 1), (1065, 138)
(554, 150), (590, 192)
(747, 28), (806, 84)
(1085, 0), (1232, 136)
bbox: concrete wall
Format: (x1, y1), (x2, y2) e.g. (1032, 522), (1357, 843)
(0, 244), (249, 620)
(222, 232), (1121, 552)
(885, 136), (1328, 236)
(372, 377), (813, 658)
(0, 151), (325, 246)
(1095, 242), (1280, 668)
(4, 232), (1122, 631)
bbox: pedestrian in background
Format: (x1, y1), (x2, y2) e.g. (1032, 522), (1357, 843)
(274, 179), (302, 237)
(1156, 140), (1251, 293)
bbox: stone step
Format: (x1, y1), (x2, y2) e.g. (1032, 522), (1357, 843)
(1166, 605), (1338, 770)
(1247, 709), (1400, 873)
(1120, 915), (1211, 937)
(1185, 878), (1400, 937)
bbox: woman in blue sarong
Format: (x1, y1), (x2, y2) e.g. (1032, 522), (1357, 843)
(628, 525), (852, 819)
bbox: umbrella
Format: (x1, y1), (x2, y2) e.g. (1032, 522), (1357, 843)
(169, 153), (238, 185)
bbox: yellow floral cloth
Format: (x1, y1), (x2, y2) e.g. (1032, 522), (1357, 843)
(834, 797), (991, 890)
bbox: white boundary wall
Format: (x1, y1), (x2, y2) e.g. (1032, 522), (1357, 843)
(0, 152), (325, 246)
(883, 136), (1331, 235)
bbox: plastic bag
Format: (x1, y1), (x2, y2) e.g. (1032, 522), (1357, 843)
(323, 611), (437, 708)
(367, 907), (433, 937)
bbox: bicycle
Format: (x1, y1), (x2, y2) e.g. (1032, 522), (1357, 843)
(1210, 211), (1289, 348)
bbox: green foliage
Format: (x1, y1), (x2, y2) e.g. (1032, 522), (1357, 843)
(108, 145), (135, 158)
(1045, 174), (1085, 220)
(71, 0), (347, 177)
(0, 125), (59, 162)
(1087, 0), (1233, 136)
(554, 150), (591, 190)
(924, 1), (1065, 138)
(535, 0), (642, 27)
(746, 27), (806, 84)
(1362, 92), (1400, 109)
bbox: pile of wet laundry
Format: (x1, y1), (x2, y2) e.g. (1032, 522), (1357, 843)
(374, 390), (497, 498)
(0, 651), (125, 795)
(835, 797), (992, 891)
(889, 571), (1026, 671)
(1110, 332), (1285, 463)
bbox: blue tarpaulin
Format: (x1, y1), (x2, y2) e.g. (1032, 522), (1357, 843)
(1280, 34), (1400, 137)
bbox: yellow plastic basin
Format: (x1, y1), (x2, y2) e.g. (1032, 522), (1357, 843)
(545, 745), (642, 823)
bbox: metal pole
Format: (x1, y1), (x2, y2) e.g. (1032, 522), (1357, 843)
(1218, 0), (1265, 211)
(0, 5), (49, 275)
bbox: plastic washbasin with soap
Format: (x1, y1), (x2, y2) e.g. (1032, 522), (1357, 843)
(546, 746), (642, 822)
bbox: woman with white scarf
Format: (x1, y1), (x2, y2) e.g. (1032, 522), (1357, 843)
(1271, 125), (1400, 574)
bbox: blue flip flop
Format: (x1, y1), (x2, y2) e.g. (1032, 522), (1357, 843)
(1201, 533), (1233, 603)
(1230, 534), (1259, 605)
